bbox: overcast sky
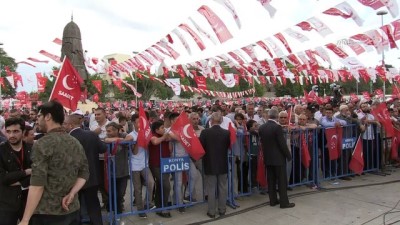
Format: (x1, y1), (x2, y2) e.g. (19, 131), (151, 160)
(0, 0), (399, 92)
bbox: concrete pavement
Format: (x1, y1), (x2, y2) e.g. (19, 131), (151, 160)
(116, 167), (400, 225)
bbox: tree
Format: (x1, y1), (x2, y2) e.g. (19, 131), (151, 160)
(0, 47), (17, 97)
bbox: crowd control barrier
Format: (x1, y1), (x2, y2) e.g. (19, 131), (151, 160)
(99, 124), (384, 224)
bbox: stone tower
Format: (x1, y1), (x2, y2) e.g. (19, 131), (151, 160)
(61, 16), (88, 80)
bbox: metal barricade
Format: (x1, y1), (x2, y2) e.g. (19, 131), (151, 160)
(318, 124), (381, 184)
(287, 128), (317, 188)
(105, 141), (135, 224)
(101, 124), (385, 224)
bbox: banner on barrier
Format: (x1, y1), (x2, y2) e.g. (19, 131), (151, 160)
(161, 156), (190, 173)
(342, 137), (356, 149)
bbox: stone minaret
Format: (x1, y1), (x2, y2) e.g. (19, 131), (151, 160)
(61, 16), (88, 80)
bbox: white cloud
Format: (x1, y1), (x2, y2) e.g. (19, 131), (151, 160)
(0, 0), (399, 93)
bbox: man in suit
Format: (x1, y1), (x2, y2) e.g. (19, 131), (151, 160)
(0, 117), (32, 225)
(64, 115), (107, 225)
(200, 112), (231, 218)
(258, 109), (295, 209)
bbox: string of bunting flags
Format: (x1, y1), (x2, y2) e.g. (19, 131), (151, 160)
(106, 0), (399, 92)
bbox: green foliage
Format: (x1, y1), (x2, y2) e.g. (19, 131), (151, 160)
(0, 47), (17, 97)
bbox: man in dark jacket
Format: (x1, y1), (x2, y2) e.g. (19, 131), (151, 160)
(0, 117), (32, 225)
(64, 115), (107, 225)
(200, 112), (230, 218)
(259, 109), (295, 209)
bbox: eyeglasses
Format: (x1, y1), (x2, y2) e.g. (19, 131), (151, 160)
(279, 117), (287, 119)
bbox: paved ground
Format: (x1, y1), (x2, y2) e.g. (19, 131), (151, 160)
(113, 166), (400, 225)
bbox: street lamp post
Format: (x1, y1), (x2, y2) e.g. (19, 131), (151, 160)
(377, 10), (388, 98)
(0, 42), (3, 110)
(132, 51), (139, 108)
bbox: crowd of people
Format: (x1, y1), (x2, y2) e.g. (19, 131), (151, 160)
(0, 96), (399, 225)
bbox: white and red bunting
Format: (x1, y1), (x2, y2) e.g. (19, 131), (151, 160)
(178, 24), (206, 51)
(256, 40), (274, 58)
(27, 57), (49, 64)
(257, 0), (276, 18)
(188, 17), (218, 45)
(323, 1), (364, 26)
(172, 29), (192, 55)
(39, 50), (61, 63)
(274, 33), (292, 54)
(157, 40), (180, 60)
(325, 43), (349, 58)
(284, 28), (310, 43)
(198, 5), (233, 43)
(266, 37), (285, 57)
(213, 0), (241, 28)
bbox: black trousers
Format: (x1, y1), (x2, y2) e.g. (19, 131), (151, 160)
(108, 177), (128, 214)
(30, 211), (79, 225)
(79, 186), (103, 225)
(266, 165), (289, 207)
(0, 211), (19, 225)
(150, 167), (171, 208)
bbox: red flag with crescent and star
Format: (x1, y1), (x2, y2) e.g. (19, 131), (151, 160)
(349, 136), (364, 175)
(49, 57), (83, 111)
(170, 112), (205, 160)
(325, 127), (343, 160)
(137, 101), (152, 149)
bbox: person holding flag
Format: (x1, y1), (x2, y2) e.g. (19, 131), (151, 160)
(321, 106), (347, 178)
(148, 121), (172, 218)
(357, 102), (380, 170)
(125, 114), (155, 219)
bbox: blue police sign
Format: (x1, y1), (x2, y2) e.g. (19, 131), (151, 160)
(161, 156), (190, 173)
(342, 137), (356, 149)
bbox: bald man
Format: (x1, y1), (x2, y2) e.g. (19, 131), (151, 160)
(64, 115), (106, 225)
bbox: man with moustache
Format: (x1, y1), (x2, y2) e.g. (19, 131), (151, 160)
(357, 102), (380, 170)
(0, 118), (32, 225)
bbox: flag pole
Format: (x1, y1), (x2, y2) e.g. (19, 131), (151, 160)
(48, 57), (66, 102)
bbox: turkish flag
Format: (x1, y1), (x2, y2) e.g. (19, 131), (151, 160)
(257, 146), (267, 188)
(228, 122), (237, 148)
(391, 128), (400, 160)
(349, 136), (364, 175)
(371, 103), (395, 138)
(301, 133), (311, 168)
(325, 127), (343, 160)
(137, 101), (152, 149)
(49, 57), (83, 111)
(170, 112), (205, 160)
(92, 80), (103, 93)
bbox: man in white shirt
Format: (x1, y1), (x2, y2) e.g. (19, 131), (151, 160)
(357, 102), (380, 170)
(125, 114), (155, 218)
